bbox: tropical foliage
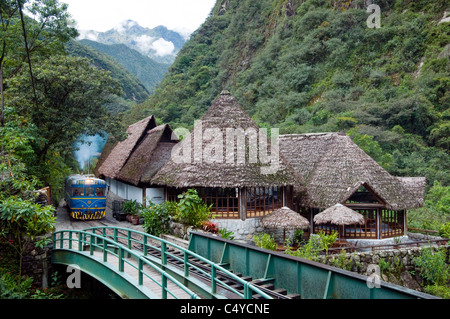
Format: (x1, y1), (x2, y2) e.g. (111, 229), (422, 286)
(127, 0), (449, 195)
(0, 0), (125, 292)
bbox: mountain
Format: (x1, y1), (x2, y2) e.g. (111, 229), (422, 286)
(78, 20), (187, 64)
(79, 39), (169, 93)
(128, 0), (450, 188)
(66, 40), (150, 112)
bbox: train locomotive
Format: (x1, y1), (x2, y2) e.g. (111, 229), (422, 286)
(65, 175), (107, 220)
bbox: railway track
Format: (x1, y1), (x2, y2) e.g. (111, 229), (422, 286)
(85, 226), (301, 299)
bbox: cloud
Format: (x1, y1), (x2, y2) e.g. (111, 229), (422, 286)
(134, 35), (175, 57)
(134, 34), (155, 52)
(151, 38), (175, 56)
(77, 30), (99, 41)
(114, 19), (138, 33)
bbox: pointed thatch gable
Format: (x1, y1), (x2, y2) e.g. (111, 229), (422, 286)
(279, 133), (425, 210)
(96, 115), (157, 180)
(117, 124), (178, 186)
(151, 91), (302, 188)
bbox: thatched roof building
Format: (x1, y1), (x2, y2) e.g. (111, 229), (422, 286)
(96, 116), (157, 180)
(279, 132), (426, 240)
(151, 91), (302, 220)
(96, 116), (178, 187)
(151, 91), (302, 189)
(279, 133), (425, 211)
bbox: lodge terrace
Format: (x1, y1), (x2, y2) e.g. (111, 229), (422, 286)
(96, 91), (426, 241)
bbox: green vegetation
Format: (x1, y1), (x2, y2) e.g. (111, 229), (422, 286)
(285, 231), (338, 261)
(254, 233), (278, 251)
(142, 190), (213, 236)
(0, 0), (126, 298)
(413, 246), (450, 298)
(141, 201), (171, 237)
(408, 181), (450, 231)
(127, 0), (449, 195)
(66, 40), (150, 107)
(174, 189), (213, 228)
(79, 39), (169, 94)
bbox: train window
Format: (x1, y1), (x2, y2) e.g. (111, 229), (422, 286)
(85, 188), (95, 196)
(95, 188), (105, 197)
(72, 188), (84, 196)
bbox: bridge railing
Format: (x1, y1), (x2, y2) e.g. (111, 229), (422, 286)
(53, 229), (200, 299)
(82, 226), (273, 299)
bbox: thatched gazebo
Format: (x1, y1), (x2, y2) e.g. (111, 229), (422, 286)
(260, 206), (310, 242)
(314, 204), (364, 239)
(151, 91), (302, 220)
(279, 133), (426, 240)
(314, 204), (365, 226)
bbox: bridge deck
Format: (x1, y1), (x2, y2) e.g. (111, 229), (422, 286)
(55, 233), (196, 299)
(90, 249), (193, 299)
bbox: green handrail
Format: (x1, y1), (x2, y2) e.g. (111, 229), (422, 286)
(82, 226), (273, 299)
(53, 229), (199, 299)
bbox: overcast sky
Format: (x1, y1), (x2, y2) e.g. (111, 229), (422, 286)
(61, 0), (216, 37)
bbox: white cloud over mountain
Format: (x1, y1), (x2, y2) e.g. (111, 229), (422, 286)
(151, 38), (175, 57)
(76, 20), (185, 63)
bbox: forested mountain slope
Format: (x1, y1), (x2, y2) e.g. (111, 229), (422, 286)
(128, 0), (449, 188)
(66, 40), (150, 109)
(79, 39), (169, 94)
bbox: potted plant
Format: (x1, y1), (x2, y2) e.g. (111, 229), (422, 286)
(122, 200), (141, 223)
(131, 211), (140, 225)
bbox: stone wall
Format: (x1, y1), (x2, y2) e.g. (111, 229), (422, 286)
(170, 217), (300, 242)
(319, 244), (450, 291)
(21, 234), (53, 288)
(169, 220), (194, 240)
(214, 218), (265, 241)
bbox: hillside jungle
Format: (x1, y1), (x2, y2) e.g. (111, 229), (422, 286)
(0, 0), (449, 298)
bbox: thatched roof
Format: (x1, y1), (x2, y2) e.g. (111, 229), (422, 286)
(96, 116), (178, 186)
(279, 133), (425, 210)
(314, 204), (365, 226)
(260, 207), (310, 230)
(117, 124), (178, 186)
(96, 116), (157, 179)
(151, 91), (303, 188)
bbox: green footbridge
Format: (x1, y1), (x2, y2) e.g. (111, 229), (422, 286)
(52, 227), (436, 299)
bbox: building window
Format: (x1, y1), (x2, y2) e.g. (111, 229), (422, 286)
(199, 188), (240, 219)
(381, 209), (404, 238)
(166, 186), (284, 219)
(246, 187), (283, 218)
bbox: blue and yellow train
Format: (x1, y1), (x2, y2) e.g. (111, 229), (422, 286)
(65, 175), (107, 220)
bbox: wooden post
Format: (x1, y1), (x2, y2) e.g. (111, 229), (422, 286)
(239, 187), (247, 221)
(142, 187), (147, 207)
(377, 208), (381, 239)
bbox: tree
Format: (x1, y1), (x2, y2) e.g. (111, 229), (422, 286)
(8, 55), (124, 159)
(1, 0), (77, 138)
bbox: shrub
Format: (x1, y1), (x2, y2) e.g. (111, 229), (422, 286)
(413, 247), (449, 286)
(424, 284), (450, 299)
(218, 228), (235, 240)
(122, 199), (141, 216)
(0, 268), (33, 299)
(253, 233), (277, 251)
(439, 222), (450, 239)
(285, 236), (321, 261)
(201, 221), (219, 234)
(141, 202), (171, 237)
(175, 189), (212, 227)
